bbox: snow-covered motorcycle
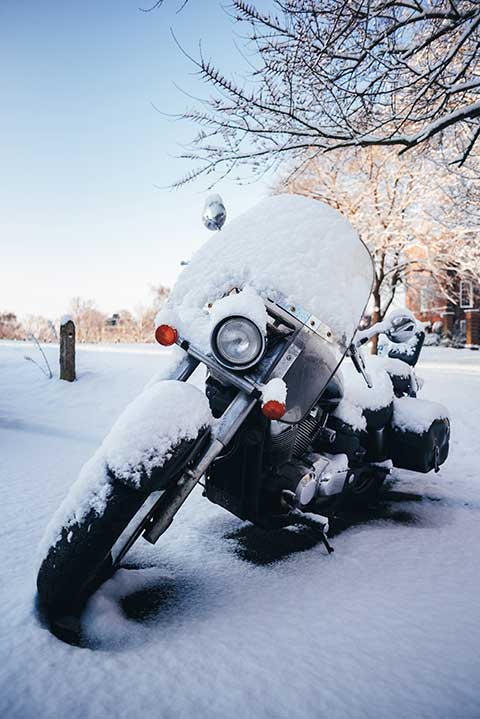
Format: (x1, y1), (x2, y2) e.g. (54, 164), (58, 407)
(36, 195), (450, 644)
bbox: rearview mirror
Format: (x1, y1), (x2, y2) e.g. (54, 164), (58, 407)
(202, 194), (226, 231)
(385, 311), (418, 344)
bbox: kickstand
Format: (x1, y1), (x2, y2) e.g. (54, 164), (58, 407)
(285, 502), (335, 555)
(299, 510), (335, 554)
(319, 531), (334, 554)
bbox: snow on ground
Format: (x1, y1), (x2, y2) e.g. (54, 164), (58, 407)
(1, 340), (480, 719)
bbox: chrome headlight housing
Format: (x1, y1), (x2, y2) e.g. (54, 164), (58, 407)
(211, 316), (265, 370)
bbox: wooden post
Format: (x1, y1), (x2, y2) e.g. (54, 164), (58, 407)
(60, 319), (76, 381)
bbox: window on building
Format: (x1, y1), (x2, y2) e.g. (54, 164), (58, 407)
(420, 288), (430, 312)
(460, 281), (473, 309)
(420, 277), (437, 312)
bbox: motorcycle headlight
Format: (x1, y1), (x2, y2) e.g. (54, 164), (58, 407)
(211, 316), (265, 370)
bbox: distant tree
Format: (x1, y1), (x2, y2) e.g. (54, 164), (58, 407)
(0, 312), (23, 340)
(23, 315), (56, 343)
(87, 285), (171, 344)
(280, 146), (480, 350)
(70, 298), (106, 343)
(135, 285), (170, 343)
(151, 284), (170, 308)
(170, 0), (480, 185)
(136, 307), (157, 343)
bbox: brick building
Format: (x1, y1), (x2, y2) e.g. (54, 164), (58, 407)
(406, 272), (479, 348)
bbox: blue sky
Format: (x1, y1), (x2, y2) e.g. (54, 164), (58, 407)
(0, 0), (270, 319)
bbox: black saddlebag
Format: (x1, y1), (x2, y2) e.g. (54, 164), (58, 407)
(387, 417), (450, 473)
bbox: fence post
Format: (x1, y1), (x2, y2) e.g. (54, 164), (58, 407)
(60, 318), (76, 381)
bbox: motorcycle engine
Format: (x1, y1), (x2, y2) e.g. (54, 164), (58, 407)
(269, 407), (331, 463)
(269, 408), (341, 508)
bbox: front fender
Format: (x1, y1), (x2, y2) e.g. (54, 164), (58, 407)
(103, 380), (213, 489)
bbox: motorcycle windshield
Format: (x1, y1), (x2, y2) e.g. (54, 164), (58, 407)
(277, 325), (346, 424)
(159, 194), (373, 405)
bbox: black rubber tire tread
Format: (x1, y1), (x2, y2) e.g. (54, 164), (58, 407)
(37, 482), (150, 630)
(36, 432), (207, 641)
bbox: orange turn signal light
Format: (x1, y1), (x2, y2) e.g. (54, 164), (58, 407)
(155, 324), (178, 346)
(261, 400), (286, 421)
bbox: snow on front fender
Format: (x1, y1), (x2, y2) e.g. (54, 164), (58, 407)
(103, 380), (212, 486)
(37, 381), (212, 560)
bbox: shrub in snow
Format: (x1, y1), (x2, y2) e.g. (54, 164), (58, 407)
(424, 333), (440, 347)
(24, 332), (53, 379)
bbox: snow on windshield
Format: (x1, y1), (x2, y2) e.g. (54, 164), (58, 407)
(158, 194), (373, 351)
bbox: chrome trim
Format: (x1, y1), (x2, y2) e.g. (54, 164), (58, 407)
(267, 338), (302, 380)
(183, 339), (264, 395)
(169, 354), (200, 382)
(310, 453), (349, 498)
(274, 297), (337, 345)
(317, 470), (349, 497)
(111, 490), (164, 563)
(213, 393), (257, 443)
(143, 439), (225, 544)
(179, 334), (302, 398)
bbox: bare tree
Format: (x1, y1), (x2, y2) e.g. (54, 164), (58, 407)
(171, 0), (480, 185)
(135, 285), (170, 343)
(139, 0), (189, 12)
(150, 283), (170, 308)
(280, 146), (480, 349)
(70, 298), (107, 343)
(0, 312), (23, 340)
(23, 315), (56, 343)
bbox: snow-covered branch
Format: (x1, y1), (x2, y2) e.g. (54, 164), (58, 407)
(278, 145), (480, 339)
(171, 0), (480, 183)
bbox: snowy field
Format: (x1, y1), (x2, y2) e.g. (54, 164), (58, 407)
(1, 339), (480, 719)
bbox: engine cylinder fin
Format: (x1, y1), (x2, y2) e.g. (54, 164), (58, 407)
(293, 413), (322, 458)
(269, 424), (298, 464)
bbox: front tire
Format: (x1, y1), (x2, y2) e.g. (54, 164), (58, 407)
(36, 432), (208, 645)
(36, 380), (213, 644)
(36, 481), (150, 644)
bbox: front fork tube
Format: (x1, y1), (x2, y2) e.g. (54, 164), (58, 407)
(170, 353), (200, 382)
(143, 391), (257, 544)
